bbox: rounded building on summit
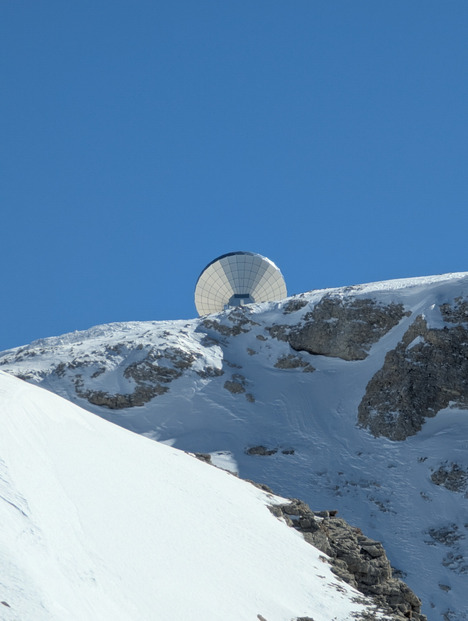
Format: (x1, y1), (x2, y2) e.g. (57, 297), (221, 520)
(195, 251), (287, 316)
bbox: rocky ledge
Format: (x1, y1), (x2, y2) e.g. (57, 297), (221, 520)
(359, 310), (468, 440)
(269, 499), (426, 620)
(269, 296), (408, 361)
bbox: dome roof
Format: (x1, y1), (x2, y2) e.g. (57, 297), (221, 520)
(195, 251), (287, 316)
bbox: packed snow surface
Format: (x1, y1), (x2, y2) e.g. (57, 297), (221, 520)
(0, 371), (384, 621)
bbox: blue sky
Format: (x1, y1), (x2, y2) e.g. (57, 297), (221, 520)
(1, 1), (468, 351)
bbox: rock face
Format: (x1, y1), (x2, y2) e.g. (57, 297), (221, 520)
(224, 375), (246, 394)
(440, 297), (468, 324)
(273, 354), (315, 372)
(270, 499), (426, 621)
(199, 307), (260, 337)
(75, 380), (168, 409)
(270, 296), (408, 361)
(358, 313), (468, 440)
(431, 463), (468, 495)
(74, 345), (201, 409)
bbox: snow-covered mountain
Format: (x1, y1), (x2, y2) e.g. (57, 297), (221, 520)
(2, 272), (468, 620)
(0, 370), (394, 621)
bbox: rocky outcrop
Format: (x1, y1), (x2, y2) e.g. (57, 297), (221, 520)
(224, 376), (246, 394)
(74, 380), (168, 409)
(223, 373), (255, 402)
(274, 354), (315, 372)
(425, 522), (468, 577)
(358, 314), (468, 440)
(282, 298), (309, 314)
(245, 445), (295, 456)
(77, 347), (199, 409)
(269, 297), (408, 361)
(426, 524), (463, 547)
(199, 306), (260, 337)
(124, 346), (197, 381)
(70, 346), (202, 409)
(246, 445), (278, 456)
(439, 297), (468, 324)
(270, 499), (426, 620)
(431, 463), (468, 495)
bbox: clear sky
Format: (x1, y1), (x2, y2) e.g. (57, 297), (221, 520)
(1, 1), (468, 351)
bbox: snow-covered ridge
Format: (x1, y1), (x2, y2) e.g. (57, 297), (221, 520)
(2, 272), (468, 620)
(3, 271), (467, 354)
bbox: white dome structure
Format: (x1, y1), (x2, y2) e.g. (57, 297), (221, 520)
(194, 251), (287, 316)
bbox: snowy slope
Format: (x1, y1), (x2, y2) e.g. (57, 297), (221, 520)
(0, 371), (387, 621)
(2, 272), (468, 620)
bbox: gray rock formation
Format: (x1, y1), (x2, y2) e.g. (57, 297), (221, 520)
(224, 377), (246, 394)
(282, 297), (309, 314)
(73, 346), (200, 409)
(200, 306), (260, 337)
(270, 499), (426, 620)
(431, 463), (468, 495)
(75, 379), (168, 409)
(358, 314), (468, 440)
(223, 373), (255, 402)
(269, 297), (408, 361)
(274, 354), (315, 372)
(245, 445), (278, 456)
(439, 297), (468, 324)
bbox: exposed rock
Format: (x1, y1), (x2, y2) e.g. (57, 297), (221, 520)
(440, 297), (468, 323)
(267, 324), (290, 342)
(426, 525), (463, 547)
(358, 315), (468, 440)
(194, 453), (212, 464)
(224, 373), (246, 394)
(282, 298), (309, 314)
(91, 367), (106, 378)
(124, 361), (180, 385)
(269, 297), (408, 361)
(199, 334), (222, 348)
(195, 366), (224, 378)
(224, 373), (254, 402)
(431, 463), (468, 494)
(224, 360), (242, 369)
(246, 445), (278, 456)
(70, 345), (200, 409)
(201, 319), (249, 337)
(270, 500), (426, 620)
(75, 382), (168, 409)
(200, 307), (259, 337)
(246, 480), (275, 494)
(124, 347), (197, 384)
(442, 552), (468, 574)
(290, 298), (408, 361)
(227, 306), (260, 326)
(274, 354), (315, 373)
(15, 371), (47, 382)
(55, 362), (67, 377)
